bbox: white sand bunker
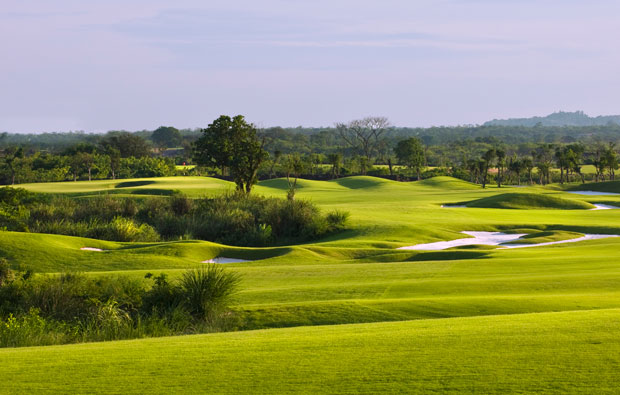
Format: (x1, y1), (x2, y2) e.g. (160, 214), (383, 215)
(398, 231), (525, 250)
(441, 204), (467, 208)
(398, 231), (619, 251)
(201, 257), (250, 264)
(80, 247), (104, 252)
(567, 191), (620, 196)
(591, 204), (620, 210)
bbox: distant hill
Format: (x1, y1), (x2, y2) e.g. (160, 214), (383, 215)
(484, 111), (620, 127)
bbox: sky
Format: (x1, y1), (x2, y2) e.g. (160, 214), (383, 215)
(1, 0), (620, 132)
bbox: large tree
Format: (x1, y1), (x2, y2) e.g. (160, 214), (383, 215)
(336, 116), (390, 161)
(394, 137), (425, 180)
(151, 126), (181, 152)
(193, 115), (267, 194)
(101, 132), (151, 158)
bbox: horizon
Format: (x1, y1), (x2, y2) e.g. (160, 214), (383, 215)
(2, 1), (620, 133)
(1, 110), (616, 134)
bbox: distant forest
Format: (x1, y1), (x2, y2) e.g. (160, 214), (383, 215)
(2, 113), (620, 185)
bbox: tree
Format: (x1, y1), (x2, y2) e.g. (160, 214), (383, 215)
(284, 154), (304, 200)
(566, 143), (585, 184)
(269, 150), (282, 178)
(336, 117), (390, 161)
(2, 146), (23, 185)
(105, 147), (121, 180)
(193, 115), (267, 194)
(481, 149), (496, 189)
(151, 126), (181, 152)
(394, 137), (425, 180)
(604, 142), (618, 180)
(507, 156), (523, 185)
(327, 153), (342, 179)
(101, 132), (151, 158)
(496, 149), (506, 187)
(534, 144), (553, 185)
(466, 159), (479, 183)
(555, 146), (568, 184)
(521, 156), (534, 185)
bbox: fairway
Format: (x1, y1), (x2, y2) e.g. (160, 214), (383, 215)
(6, 175), (620, 392)
(1, 309), (619, 394)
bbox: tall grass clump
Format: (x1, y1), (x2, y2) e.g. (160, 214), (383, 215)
(180, 264), (241, 322)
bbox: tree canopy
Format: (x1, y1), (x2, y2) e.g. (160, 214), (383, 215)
(193, 115), (267, 193)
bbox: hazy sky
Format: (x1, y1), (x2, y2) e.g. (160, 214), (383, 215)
(2, 0), (620, 132)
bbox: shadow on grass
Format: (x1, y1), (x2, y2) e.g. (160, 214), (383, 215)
(115, 180), (156, 188)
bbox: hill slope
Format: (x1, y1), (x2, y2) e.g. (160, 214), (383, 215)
(1, 309), (619, 394)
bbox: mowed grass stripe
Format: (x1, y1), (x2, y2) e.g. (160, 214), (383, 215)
(1, 309), (619, 394)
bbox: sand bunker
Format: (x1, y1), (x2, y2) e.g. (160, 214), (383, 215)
(201, 257), (250, 264)
(80, 247), (104, 252)
(567, 191), (620, 196)
(591, 204), (620, 210)
(440, 204), (467, 208)
(398, 231), (618, 251)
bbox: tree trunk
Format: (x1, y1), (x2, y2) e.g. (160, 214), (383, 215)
(88, 167), (92, 181)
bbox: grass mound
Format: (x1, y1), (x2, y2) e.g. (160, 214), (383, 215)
(466, 193), (595, 210)
(567, 180), (620, 193)
(418, 176), (479, 189)
(332, 176), (393, 189)
(504, 230), (584, 245)
(115, 180), (156, 188)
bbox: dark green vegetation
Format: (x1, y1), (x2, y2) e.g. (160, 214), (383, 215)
(0, 187), (347, 246)
(2, 114), (620, 187)
(0, 262), (240, 347)
(465, 192), (595, 210)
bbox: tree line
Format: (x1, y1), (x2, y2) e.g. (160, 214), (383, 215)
(2, 116), (620, 187)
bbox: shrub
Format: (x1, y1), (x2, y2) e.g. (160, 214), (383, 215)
(179, 264), (241, 322)
(326, 210), (350, 231)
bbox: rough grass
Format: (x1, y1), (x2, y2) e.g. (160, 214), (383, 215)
(466, 192), (595, 210)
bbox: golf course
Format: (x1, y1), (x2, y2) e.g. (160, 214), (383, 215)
(2, 175), (620, 393)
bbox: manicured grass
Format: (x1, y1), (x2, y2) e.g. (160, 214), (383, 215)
(504, 230), (585, 244)
(567, 180), (620, 193)
(1, 309), (619, 394)
(466, 192), (595, 210)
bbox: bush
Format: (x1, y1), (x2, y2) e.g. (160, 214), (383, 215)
(2, 189), (348, 246)
(326, 210), (350, 231)
(179, 264), (241, 322)
(0, 265), (241, 348)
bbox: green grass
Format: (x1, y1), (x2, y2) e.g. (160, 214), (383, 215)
(8, 175), (620, 392)
(1, 309), (619, 394)
(504, 230), (584, 244)
(466, 192), (595, 210)
(566, 180), (620, 193)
